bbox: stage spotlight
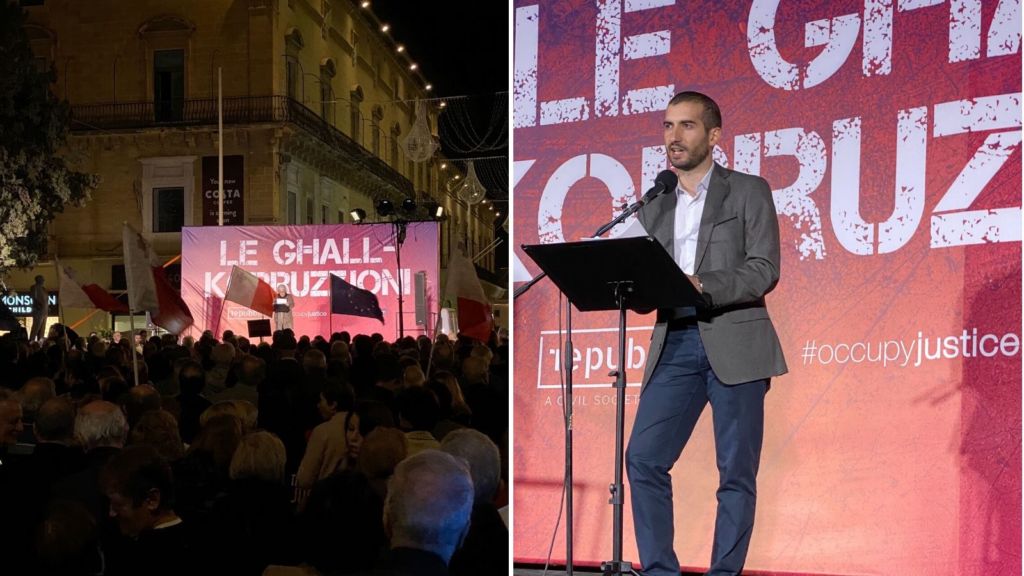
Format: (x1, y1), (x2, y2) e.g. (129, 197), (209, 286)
(401, 198), (417, 213)
(350, 208), (366, 223)
(376, 199), (394, 216)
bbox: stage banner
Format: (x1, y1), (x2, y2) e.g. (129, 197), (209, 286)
(512, 1), (1020, 575)
(181, 223), (439, 341)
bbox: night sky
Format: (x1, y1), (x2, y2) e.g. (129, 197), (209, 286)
(367, 0), (508, 258)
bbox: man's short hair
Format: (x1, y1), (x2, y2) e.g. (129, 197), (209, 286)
(129, 410), (184, 462)
(303, 348), (327, 370)
(19, 377), (56, 416)
(440, 428), (502, 503)
(75, 401), (128, 450)
(35, 397), (76, 442)
(100, 445), (175, 510)
(667, 91), (722, 131)
(384, 450), (474, 558)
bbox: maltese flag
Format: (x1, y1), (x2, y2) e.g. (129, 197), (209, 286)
(224, 265), (276, 317)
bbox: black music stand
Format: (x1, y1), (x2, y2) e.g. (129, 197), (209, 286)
(247, 319), (271, 343)
(522, 235), (702, 576)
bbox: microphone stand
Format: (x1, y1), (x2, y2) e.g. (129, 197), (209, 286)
(513, 187), (663, 575)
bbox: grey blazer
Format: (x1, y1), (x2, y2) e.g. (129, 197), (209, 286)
(638, 163), (788, 387)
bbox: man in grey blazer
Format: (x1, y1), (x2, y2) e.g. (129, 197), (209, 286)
(627, 92), (787, 576)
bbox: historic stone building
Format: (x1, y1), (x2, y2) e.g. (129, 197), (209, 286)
(14, 0), (499, 334)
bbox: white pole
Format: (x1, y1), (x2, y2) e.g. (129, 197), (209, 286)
(218, 66), (224, 226)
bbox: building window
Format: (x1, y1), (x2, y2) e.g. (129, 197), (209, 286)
(152, 187), (185, 233)
(350, 107), (362, 144)
(286, 58), (299, 100)
(338, 210), (344, 223)
(321, 204), (328, 224)
(287, 191), (297, 224)
(154, 49), (185, 122)
(306, 196), (314, 224)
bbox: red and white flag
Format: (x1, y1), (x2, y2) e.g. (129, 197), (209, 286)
(57, 259), (129, 313)
(123, 223), (194, 334)
(224, 265), (275, 317)
(443, 249), (493, 342)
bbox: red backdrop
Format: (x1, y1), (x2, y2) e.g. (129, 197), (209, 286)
(181, 223), (439, 341)
(512, 1), (1021, 574)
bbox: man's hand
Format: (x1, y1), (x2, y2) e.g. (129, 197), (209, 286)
(686, 274), (702, 294)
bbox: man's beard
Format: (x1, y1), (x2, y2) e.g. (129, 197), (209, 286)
(668, 141), (710, 172)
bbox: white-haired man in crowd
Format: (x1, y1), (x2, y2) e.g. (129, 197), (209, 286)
(378, 449), (474, 575)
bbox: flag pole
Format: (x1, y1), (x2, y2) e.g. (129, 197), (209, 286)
(128, 311), (140, 386)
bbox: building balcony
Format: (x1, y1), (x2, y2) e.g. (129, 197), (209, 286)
(68, 95), (414, 197)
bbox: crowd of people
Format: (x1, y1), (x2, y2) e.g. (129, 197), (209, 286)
(0, 324), (508, 575)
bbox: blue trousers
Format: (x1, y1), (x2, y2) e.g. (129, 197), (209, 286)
(626, 325), (767, 576)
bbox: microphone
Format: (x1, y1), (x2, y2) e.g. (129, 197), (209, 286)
(641, 170), (678, 203)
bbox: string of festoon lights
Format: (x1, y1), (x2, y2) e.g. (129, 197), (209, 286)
(354, 0), (435, 94)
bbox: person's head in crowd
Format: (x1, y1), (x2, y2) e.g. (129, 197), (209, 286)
(357, 426), (407, 485)
(75, 400), (128, 451)
(329, 340), (351, 362)
(237, 355), (266, 387)
(181, 335), (194, 351)
(461, 356), (489, 386)
(211, 342), (235, 367)
(222, 330), (234, 341)
(375, 353), (402, 388)
(371, 333), (384, 344)
(431, 371), (467, 410)
(33, 500), (104, 576)
(395, 386), (440, 433)
(129, 410), (184, 462)
(35, 397), (76, 444)
(100, 446), (178, 538)
(425, 379), (454, 421)
(339, 331), (351, 344)
(0, 394), (24, 447)
(440, 429), (502, 504)
(178, 360), (205, 397)
(199, 401), (245, 430)
(352, 334), (373, 360)
(235, 337), (250, 355)
(383, 450), (474, 564)
(20, 376), (56, 419)
(431, 341), (455, 373)
(303, 348), (327, 373)
(160, 333), (178, 348)
(273, 331), (298, 358)
(372, 340), (392, 359)
(100, 375), (130, 403)
(231, 400), (259, 433)
(471, 344), (494, 365)
(111, 331), (122, 344)
(229, 431), (286, 484)
(87, 339), (107, 360)
(124, 384), (162, 429)
(403, 364), (426, 388)
(345, 400), (397, 465)
(318, 380), (355, 421)
(187, 414), (243, 473)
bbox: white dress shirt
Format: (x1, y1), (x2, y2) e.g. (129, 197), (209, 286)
(673, 165), (714, 275)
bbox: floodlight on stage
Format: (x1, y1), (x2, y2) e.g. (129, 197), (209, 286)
(377, 199), (394, 217)
(401, 198), (417, 214)
(350, 208), (366, 223)
(435, 205), (445, 219)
